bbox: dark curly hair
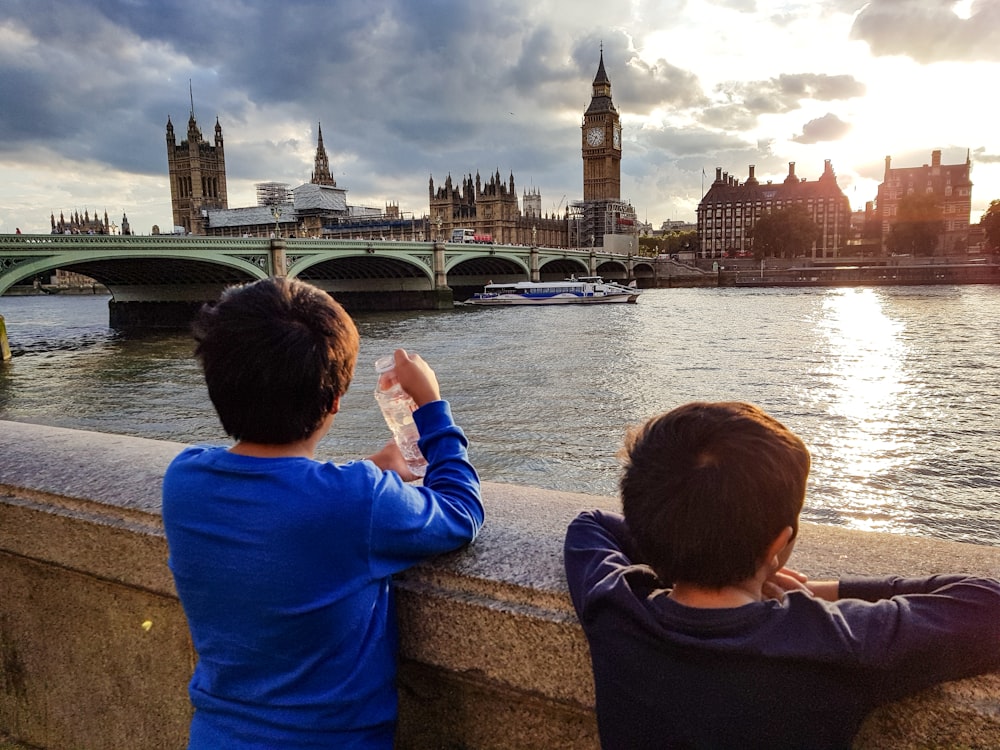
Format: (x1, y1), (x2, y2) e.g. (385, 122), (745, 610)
(620, 402), (810, 588)
(193, 277), (360, 444)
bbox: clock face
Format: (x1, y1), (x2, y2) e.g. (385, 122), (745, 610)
(587, 127), (604, 147)
(613, 126), (621, 148)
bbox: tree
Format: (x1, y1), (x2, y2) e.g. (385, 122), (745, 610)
(980, 199), (1000, 253)
(887, 192), (944, 256)
(638, 230), (697, 257)
(749, 205), (821, 259)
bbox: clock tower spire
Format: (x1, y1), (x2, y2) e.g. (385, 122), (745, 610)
(582, 48), (622, 202)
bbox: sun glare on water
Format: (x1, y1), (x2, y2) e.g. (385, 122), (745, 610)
(810, 289), (915, 532)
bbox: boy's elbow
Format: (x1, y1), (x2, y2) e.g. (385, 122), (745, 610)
(466, 501), (486, 540)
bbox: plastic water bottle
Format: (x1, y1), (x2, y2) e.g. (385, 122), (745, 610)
(374, 355), (428, 477)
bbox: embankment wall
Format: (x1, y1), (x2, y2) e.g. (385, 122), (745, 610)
(2, 421), (1000, 748)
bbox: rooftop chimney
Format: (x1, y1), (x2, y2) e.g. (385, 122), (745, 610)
(932, 150), (942, 167)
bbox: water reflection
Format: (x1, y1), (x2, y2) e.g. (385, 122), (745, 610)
(809, 289), (915, 533)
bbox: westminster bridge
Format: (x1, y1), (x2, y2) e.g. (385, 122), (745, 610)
(0, 234), (657, 327)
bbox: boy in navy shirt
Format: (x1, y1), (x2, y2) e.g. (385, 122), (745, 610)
(565, 401), (1000, 749)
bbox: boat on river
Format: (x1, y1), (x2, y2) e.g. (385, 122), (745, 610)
(465, 276), (640, 306)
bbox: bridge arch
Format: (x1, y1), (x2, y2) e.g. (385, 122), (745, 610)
(538, 257), (590, 280)
(632, 260), (656, 285)
(594, 259), (630, 281)
(291, 253), (433, 291)
(0, 251), (267, 299)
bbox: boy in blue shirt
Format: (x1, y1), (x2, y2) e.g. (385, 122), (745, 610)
(565, 401), (1000, 749)
(162, 277), (483, 749)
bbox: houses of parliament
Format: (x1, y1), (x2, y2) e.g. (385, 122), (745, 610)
(164, 51), (974, 258)
(166, 52), (639, 251)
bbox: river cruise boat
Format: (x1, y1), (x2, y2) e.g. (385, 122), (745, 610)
(466, 276), (640, 305)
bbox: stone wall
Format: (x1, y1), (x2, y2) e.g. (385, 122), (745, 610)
(2, 421), (1000, 748)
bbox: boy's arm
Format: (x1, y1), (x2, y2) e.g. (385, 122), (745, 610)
(835, 575), (1000, 691)
(564, 510), (651, 619)
(367, 400), (483, 575)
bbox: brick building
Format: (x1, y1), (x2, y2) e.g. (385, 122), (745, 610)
(696, 161), (850, 259)
(874, 149), (972, 254)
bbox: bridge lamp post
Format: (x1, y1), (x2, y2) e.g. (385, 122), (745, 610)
(271, 206), (282, 239)
(435, 215), (442, 242)
(110, 222), (118, 236)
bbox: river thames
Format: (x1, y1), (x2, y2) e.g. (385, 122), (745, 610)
(2, 285), (999, 546)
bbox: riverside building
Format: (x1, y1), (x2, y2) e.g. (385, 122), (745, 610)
(696, 161), (851, 259)
(874, 149), (972, 255)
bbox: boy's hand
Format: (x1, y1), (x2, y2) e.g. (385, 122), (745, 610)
(763, 567), (812, 601)
(392, 348), (440, 407)
(367, 440), (422, 482)
(763, 568), (840, 602)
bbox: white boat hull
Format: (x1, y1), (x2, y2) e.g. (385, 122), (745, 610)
(466, 292), (638, 305)
(465, 276), (641, 306)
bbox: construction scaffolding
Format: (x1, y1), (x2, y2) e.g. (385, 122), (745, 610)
(255, 182), (292, 207)
(568, 199), (639, 250)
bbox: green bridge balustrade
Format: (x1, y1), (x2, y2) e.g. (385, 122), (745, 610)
(0, 234), (656, 326)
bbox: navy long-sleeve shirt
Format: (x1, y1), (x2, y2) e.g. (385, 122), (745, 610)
(565, 509), (1000, 749)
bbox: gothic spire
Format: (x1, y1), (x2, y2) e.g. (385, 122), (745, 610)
(311, 122), (336, 186)
(586, 48), (616, 115)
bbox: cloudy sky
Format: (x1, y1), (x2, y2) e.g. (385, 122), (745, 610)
(1, 0), (998, 235)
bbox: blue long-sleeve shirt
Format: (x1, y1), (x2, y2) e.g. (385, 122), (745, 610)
(564, 509), (1000, 749)
(163, 400), (482, 749)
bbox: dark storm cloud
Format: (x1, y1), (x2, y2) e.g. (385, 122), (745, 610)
(0, 0), (591, 188)
(792, 113), (851, 144)
(851, 0), (1000, 63)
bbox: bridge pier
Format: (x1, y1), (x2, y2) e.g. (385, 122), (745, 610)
(330, 288), (453, 312)
(0, 314), (10, 361)
(108, 300), (207, 329)
(269, 238), (287, 277)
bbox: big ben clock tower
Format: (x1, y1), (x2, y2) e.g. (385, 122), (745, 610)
(582, 49), (622, 202)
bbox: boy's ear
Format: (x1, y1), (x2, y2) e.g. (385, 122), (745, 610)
(330, 396), (341, 415)
(763, 526), (795, 572)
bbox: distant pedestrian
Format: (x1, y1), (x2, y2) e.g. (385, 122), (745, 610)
(15, 227), (21, 234)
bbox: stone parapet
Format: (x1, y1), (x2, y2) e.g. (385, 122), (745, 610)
(1, 420), (999, 748)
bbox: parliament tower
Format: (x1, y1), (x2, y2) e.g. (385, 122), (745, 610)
(166, 101), (228, 235)
(572, 50), (636, 251)
(582, 50), (622, 202)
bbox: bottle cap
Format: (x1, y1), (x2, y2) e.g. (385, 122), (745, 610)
(374, 354), (395, 373)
